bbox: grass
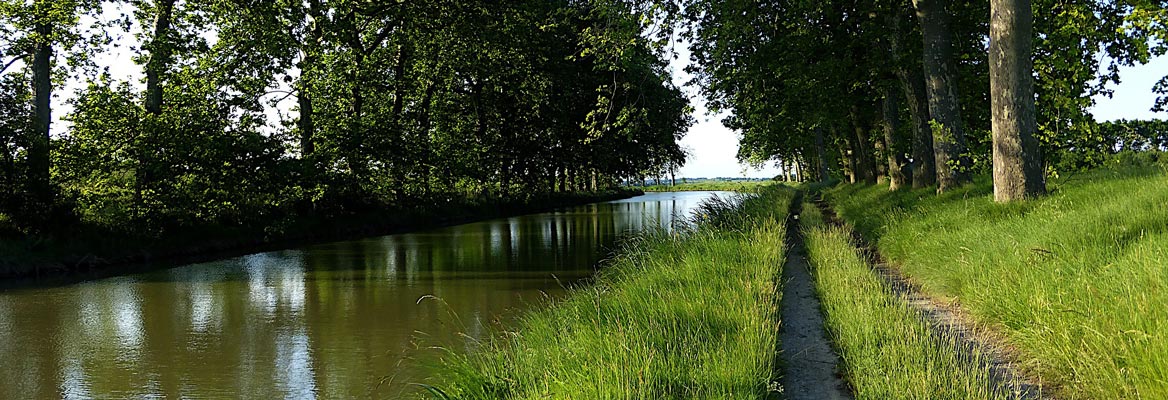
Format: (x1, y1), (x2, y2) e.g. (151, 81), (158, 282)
(426, 186), (795, 399)
(641, 180), (777, 192)
(799, 202), (1008, 400)
(825, 165), (1168, 399)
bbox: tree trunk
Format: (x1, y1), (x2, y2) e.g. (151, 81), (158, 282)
(990, 0), (1045, 201)
(815, 127), (829, 182)
(897, 67), (937, 188)
(29, 16), (53, 209)
(391, 44), (410, 121)
(298, 0), (324, 157)
(837, 128), (857, 184)
(145, 0), (176, 115)
(297, 81), (316, 156)
(913, 0), (971, 192)
(850, 107), (878, 184)
(881, 87), (910, 190)
(419, 83), (436, 194)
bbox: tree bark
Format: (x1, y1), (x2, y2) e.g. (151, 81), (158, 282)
(391, 44), (410, 121)
(990, 0), (1045, 201)
(881, 87), (910, 190)
(145, 0), (176, 115)
(897, 67), (937, 188)
(815, 127), (828, 182)
(418, 83), (436, 193)
(837, 127), (857, 184)
(850, 107), (878, 184)
(29, 14), (53, 209)
(298, 0), (325, 157)
(913, 0), (970, 192)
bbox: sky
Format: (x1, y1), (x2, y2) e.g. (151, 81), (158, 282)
(17, 7), (1168, 180)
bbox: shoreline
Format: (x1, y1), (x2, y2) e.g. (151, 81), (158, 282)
(0, 189), (642, 287)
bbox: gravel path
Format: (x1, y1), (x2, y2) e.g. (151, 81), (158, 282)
(779, 205), (853, 400)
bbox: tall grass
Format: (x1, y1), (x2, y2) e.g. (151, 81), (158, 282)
(427, 187), (795, 399)
(800, 203), (1007, 400)
(826, 166), (1168, 399)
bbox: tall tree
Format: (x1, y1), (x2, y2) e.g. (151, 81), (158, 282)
(912, 0), (971, 192)
(144, 0), (176, 115)
(28, 1), (52, 208)
(881, 86), (910, 190)
(990, 0), (1045, 201)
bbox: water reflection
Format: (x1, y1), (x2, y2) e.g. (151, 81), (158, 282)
(0, 191), (731, 399)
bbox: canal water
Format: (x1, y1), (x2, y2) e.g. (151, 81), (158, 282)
(0, 191), (731, 399)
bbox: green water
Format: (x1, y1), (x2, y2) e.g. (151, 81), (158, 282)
(0, 191), (731, 399)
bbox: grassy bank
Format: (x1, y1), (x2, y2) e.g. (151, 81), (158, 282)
(0, 188), (641, 281)
(799, 203), (1006, 400)
(825, 166), (1168, 399)
(427, 187), (794, 399)
(641, 180), (776, 192)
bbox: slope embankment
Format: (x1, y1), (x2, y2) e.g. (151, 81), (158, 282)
(822, 166), (1168, 399)
(428, 187), (794, 399)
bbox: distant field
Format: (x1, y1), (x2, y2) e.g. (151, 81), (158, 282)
(642, 180), (777, 192)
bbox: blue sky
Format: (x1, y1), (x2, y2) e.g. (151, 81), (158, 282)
(671, 52), (1168, 179)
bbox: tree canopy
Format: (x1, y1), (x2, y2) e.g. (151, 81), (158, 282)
(0, 0), (692, 234)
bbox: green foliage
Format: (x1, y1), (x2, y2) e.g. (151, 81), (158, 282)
(0, 0), (693, 239)
(681, 0), (1167, 182)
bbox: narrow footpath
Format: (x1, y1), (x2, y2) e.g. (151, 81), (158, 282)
(813, 197), (1047, 400)
(779, 198), (853, 400)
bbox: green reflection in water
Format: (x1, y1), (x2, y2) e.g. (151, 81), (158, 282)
(0, 191), (732, 399)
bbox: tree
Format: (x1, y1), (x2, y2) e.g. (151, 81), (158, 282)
(990, 0), (1045, 201)
(912, 0), (972, 192)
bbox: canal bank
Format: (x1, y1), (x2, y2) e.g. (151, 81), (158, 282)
(0, 190), (727, 399)
(429, 186), (794, 398)
(1, 189), (642, 283)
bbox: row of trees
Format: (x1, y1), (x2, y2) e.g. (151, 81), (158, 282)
(682, 0), (1166, 201)
(0, 0), (691, 233)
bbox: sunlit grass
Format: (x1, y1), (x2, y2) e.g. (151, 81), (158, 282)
(826, 166), (1168, 399)
(427, 187), (795, 399)
(800, 203), (1007, 400)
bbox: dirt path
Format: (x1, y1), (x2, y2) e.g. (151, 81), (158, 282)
(813, 197), (1049, 400)
(778, 201), (853, 400)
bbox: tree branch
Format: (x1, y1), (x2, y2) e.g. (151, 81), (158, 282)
(0, 53), (29, 75)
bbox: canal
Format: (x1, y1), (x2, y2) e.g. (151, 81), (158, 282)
(0, 191), (731, 399)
